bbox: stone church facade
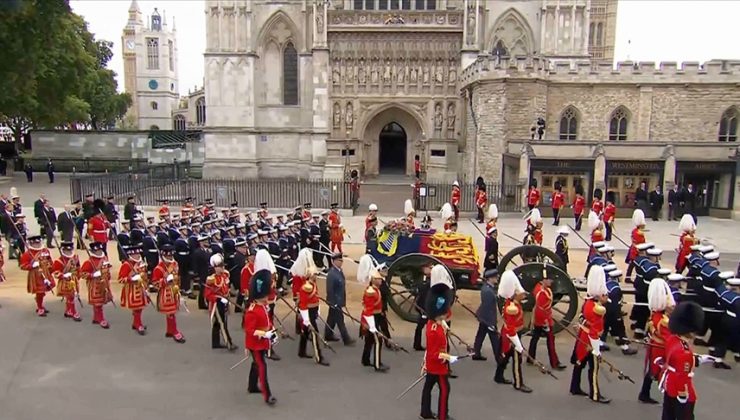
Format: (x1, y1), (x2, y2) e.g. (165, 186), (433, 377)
(194, 0), (739, 215)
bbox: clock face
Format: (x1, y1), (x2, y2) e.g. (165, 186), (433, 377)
(148, 80), (158, 90)
(126, 40), (135, 50)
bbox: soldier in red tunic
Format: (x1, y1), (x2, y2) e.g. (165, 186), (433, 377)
(475, 185), (487, 223)
(524, 208), (543, 246)
(419, 266), (456, 420)
(151, 244), (185, 343)
(20, 235), (54, 316)
(328, 203), (343, 253)
(297, 260), (329, 366)
(572, 185), (586, 231)
(239, 248), (256, 308)
(569, 265), (610, 403)
(661, 302), (715, 420)
(639, 277), (676, 404)
(551, 182), (565, 226)
(365, 203), (378, 238)
(158, 199), (170, 220)
(440, 203), (454, 232)
(495, 270), (532, 393)
(290, 248), (316, 335)
(118, 245), (149, 335)
(87, 199), (110, 256)
(528, 273), (566, 370)
(80, 241), (113, 328)
(52, 241), (81, 321)
(450, 181), (461, 221)
(205, 254), (237, 351)
(244, 269), (278, 405)
(253, 249), (281, 360)
(591, 188), (604, 217)
(588, 212), (605, 259)
(603, 191), (617, 241)
(361, 265), (388, 372)
(527, 181), (540, 211)
(625, 209), (647, 281)
(676, 214), (698, 273)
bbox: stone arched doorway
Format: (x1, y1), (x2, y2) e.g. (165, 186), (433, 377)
(361, 106), (424, 176)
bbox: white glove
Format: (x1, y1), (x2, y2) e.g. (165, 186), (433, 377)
(543, 326), (550, 332)
(339, 224), (344, 228)
(590, 338), (602, 357)
(43, 279), (51, 286)
(93, 270), (101, 278)
(166, 274), (174, 283)
(677, 395), (689, 404)
(32, 261), (40, 268)
(365, 315), (377, 333)
(697, 354), (716, 365)
(509, 334), (524, 354)
(220, 297), (228, 305)
(103, 261), (112, 268)
(300, 309), (310, 327)
(448, 355), (459, 364)
(421, 314), (427, 320)
(264, 330), (275, 340)
(63, 273), (72, 279)
(131, 274), (141, 282)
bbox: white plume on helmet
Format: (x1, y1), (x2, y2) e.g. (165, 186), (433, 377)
(678, 214), (695, 233)
(586, 265), (608, 297)
(368, 203), (378, 211)
(439, 203), (454, 220)
(254, 249), (277, 274)
(632, 209), (646, 227)
(430, 264), (453, 289)
(209, 254), (223, 267)
(497, 270), (524, 299)
(290, 248), (316, 278)
(648, 277), (672, 311)
(404, 199), (415, 216)
(356, 254), (375, 284)
(588, 211), (600, 232)
(527, 208), (542, 224)
(487, 204), (498, 219)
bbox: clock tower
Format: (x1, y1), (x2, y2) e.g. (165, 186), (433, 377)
(121, 0), (179, 130)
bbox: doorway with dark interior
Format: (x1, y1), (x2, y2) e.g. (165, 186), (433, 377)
(379, 122), (407, 174)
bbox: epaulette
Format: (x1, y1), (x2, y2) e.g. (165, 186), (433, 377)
(365, 286), (376, 295)
(206, 275), (215, 285)
(248, 303), (256, 311)
(301, 282), (314, 293)
(593, 303), (606, 316)
(593, 229), (602, 236)
(505, 302), (519, 316)
(660, 315), (669, 327)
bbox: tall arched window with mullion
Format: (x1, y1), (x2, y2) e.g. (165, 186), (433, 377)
(173, 115), (186, 131)
(609, 107), (628, 141)
(559, 107), (578, 140)
(195, 97), (206, 126)
(282, 42), (299, 105)
(718, 108), (738, 142)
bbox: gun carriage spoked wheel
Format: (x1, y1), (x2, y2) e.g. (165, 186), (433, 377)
(498, 246), (579, 334)
(384, 254), (456, 323)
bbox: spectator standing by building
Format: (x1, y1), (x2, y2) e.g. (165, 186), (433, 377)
(649, 185), (664, 221)
(24, 163), (33, 182)
(684, 183), (697, 224)
(46, 159), (54, 183)
(667, 184), (680, 221)
(635, 181), (649, 214)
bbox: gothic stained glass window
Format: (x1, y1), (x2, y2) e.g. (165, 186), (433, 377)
(146, 37), (159, 70)
(196, 97), (206, 126)
(282, 42), (299, 105)
(559, 107), (578, 140)
(173, 115), (186, 131)
(609, 107), (628, 141)
(719, 108), (738, 142)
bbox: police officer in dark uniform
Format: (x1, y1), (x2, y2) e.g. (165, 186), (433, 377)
(413, 261), (434, 351)
(192, 234), (213, 310)
(174, 228), (193, 297)
(472, 269), (501, 362)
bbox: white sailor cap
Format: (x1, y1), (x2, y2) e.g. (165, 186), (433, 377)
(658, 268), (671, 276)
(727, 278), (740, 286)
(321, 210), (330, 216)
(257, 229), (267, 236)
(602, 264), (618, 272)
(487, 226), (497, 234)
(704, 252), (720, 261)
(699, 245), (714, 254)
(719, 271), (734, 280)
(689, 244), (703, 251)
(592, 241), (606, 249)
(636, 242), (655, 251)
(647, 248), (663, 256)
(608, 269), (623, 278)
(667, 273), (684, 282)
(600, 245), (615, 253)
(557, 226), (569, 235)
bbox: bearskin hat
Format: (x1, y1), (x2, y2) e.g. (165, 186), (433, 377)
(605, 190), (616, 203)
(669, 301), (705, 335)
(250, 269), (272, 300)
(425, 283), (453, 320)
(575, 184), (585, 196)
(93, 198), (106, 213)
(593, 188), (603, 200)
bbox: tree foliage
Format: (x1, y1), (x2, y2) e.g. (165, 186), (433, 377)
(0, 0), (131, 143)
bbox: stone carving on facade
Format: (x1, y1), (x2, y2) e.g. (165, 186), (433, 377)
(435, 59), (444, 84)
(333, 102), (341, 128)
(446, 103), (456, 136)
(409, 61), (418, 83)
(383, 59), (392, 84)
(466, 5), (476, 45)
(370, 57), (379, 84)
(332, 59), (341, 85)
(592, 143), (606, 158)
(345, 102), (354, 130)
(422, 62), (430, 85)
(315, 2), (325, 35)
(397, 61), (405, 84)
(434, 103), (444, 134)
(448, 60), (457, 84)
(358, 60), (366, 85)
(661, 144), (675, 159)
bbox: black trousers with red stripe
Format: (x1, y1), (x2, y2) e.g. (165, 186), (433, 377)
(662, 395), (695, 420)
(528, 326), (560, 367)
(420, 373), (450, 420)
(248, 349), (272, 402)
